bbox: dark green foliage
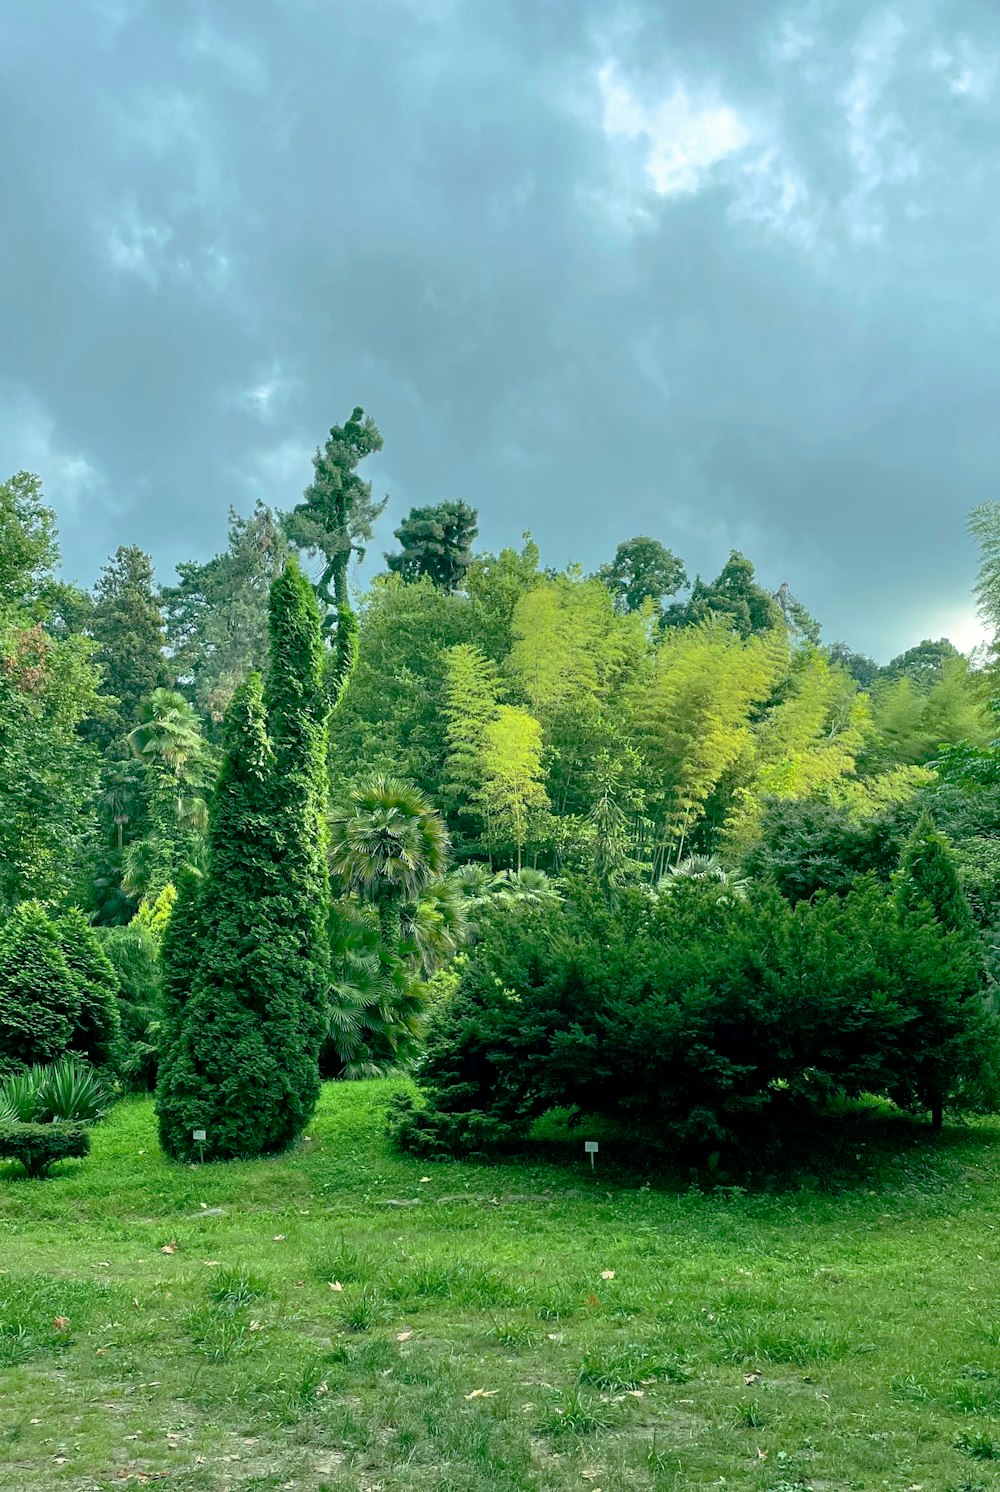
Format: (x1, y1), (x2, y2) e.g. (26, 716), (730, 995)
(596, 536), (686, 616)
(897, 814), (976, 940)
(163, 502), (289, 728)
(157, 566), (330, 1162)
(743, 800), (905, 902)
(392, 875), (999, 1158)
(826, 640), (879, 688)
(322, 900), (427, 1079)
(0, 902), (79, 1068)
(385, 501), (479, 592)
(55, 909), (121, 1066)
(881, 637), (961, 689)
(663, 550), (783, 637)
(97, 923), (162, 1088)
(263, 559), (330, 1076)
(283, 406), (384, 694)
(0, 1120), (89, 1177)
(89, 545), (169, 747)
(157, 668), (326, 1161)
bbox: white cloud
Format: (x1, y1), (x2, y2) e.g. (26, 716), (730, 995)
(187, 18), (268, 92)
(598, 62), (751, 198)
(236, 364), (296, 423)
(104, 208), (173, 284)
(840, 13), (919, 243)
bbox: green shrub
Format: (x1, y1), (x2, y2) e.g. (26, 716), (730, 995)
(55, 908), (121, 1066)
(391, 871), (998, 1160)
(0, 901), (80, 1066)
(97, 923), (161, 1088)
(0, 1121), (89, 1178)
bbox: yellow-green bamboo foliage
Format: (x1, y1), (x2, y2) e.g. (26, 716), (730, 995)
(625, 619), (785, 870)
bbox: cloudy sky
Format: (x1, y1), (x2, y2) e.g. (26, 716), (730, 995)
(2, 0), (998, 659)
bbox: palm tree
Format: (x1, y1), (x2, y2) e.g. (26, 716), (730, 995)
(123, 689), (211, 899)
(402, 875), (468, 977)
(657, 854), (748, 899)
(323, 899), (428, 1078)
(328, 776), (450, 947)
(128, 689), (210, 826)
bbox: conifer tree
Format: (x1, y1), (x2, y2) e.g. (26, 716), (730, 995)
(385, 501), (479, 592)
(156, 673), (322, 1157)
(284, 407), (384, 701)
(55, 908), (121, 1066)
(0, 901), (80, 1066)
(898, 814), (976, 943)
(263, 559), (331, 1065)
(896, 813), (981, 1128)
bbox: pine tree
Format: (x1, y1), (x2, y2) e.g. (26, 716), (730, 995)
(284, 407), (384, 701)
(55, 908), (121, 1066)
(90, 546), (168, 746)
(385, 501), (479, 592)
(0, 901), (80, 1067)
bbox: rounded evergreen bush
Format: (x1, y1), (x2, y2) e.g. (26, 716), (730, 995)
(0, 1121), (89, 1178)
(0, 901), (80, 1066)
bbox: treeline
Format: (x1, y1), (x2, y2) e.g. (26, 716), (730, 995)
(4, 405), (1000, 1159)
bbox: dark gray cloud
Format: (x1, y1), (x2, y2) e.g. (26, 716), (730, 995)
(3, 0), (999, 657)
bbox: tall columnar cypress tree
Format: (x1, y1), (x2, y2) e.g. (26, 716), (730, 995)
(263, 559), (330, 1080)
(155, 559), (330, 1162)
(156, 672), (324, 1159)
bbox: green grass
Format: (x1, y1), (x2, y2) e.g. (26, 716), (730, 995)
(2, 1082), (1000, 1488)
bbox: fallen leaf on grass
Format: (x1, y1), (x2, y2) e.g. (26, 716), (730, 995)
(586, 1293), (601, 1307)
(249, 1320), (264, 1331)
(419, 1177), (431, 1183)
(53, 1316), (70, 1330)
(202, 1260), (220, 1268)
(600, 1270), (615, 1280)
(465, 1388), (499, 1399)
(744, 1372), (761, 1385)
(328, 1280), (344, 1292)
(272, 1234), (285, 1242)
(160, 1242), (177, 1255)
(396, 1330), (413, 1342)
(625, 1389), (644, 1398)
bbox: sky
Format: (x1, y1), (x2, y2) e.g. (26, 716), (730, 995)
(2, 0), (998, 661)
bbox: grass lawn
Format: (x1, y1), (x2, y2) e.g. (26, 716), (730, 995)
(2, 1083), (1000, 1490)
